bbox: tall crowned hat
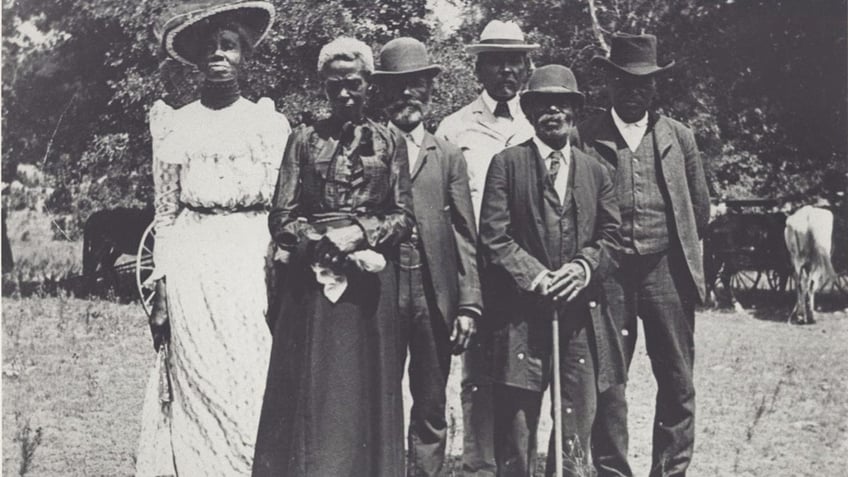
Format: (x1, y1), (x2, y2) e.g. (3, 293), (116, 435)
(592, 33), (675, 76)
(466, 20), (540, 55)
(158, 0), (276, 65)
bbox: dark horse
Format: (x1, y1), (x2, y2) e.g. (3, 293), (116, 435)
(82, 207), (153, 295)
(703, 212), (791, 308)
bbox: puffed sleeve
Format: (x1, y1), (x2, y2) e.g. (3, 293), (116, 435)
(256, 98), (292, 201)
(148, 100), (181, 281)
(268, 126), (319, 253)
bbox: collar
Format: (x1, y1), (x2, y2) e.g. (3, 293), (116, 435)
(481, 90), (521, 119)
(533, 136), (570, 162)
(390, 122), (425, 147)
(611, 107), (648, 130)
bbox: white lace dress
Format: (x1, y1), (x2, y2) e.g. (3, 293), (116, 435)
(135, 97), (290, 476)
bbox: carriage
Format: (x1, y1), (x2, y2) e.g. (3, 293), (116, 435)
(703, 198), (794, 305)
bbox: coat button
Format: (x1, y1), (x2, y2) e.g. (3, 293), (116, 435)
(517, 352), (525, 360)
(588, 300), (597, 309)
(565, 407), (573, 414)
(621, 329), (630, 337)
(578, 358), (586, 364)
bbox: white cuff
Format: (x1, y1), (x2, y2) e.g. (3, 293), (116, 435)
(574, 258), (592, 286)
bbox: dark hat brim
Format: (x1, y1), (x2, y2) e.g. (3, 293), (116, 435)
(520, 88), (585, 109)
(592, 56), (675, 76)
(371, 65), (443, 78)
(164, 1), (275, 66)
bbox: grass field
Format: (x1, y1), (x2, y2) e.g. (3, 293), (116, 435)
(2, 210), (847, 476)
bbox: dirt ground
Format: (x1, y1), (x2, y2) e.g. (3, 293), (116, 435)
(2, 293), (846, 476)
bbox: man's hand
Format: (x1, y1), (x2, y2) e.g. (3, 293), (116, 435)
(149, 280), (170, 351)
(546, 262), (588, 302)
(451, 312), (477, 355)
(533, 270), (555, 296)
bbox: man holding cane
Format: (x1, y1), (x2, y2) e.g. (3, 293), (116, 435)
(478, 65), (624, 476)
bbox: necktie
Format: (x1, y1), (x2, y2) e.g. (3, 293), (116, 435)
(548, 150), (563, 184)
(493, 101), (512, 119)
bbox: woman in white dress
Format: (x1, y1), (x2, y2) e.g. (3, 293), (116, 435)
(135, 2), (290, 475)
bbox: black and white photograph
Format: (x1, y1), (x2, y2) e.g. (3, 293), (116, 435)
(1, 0), (846, 475)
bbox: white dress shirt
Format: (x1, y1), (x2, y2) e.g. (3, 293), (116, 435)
(529, 136), (592, 293)
(533, 136), (570, 203)
(390, 122), (425, 174)
(611, 107), (649, 153)
(481, 90), (522, 129)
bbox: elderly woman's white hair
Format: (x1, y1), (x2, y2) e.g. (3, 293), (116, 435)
(317, 37), (374, 75)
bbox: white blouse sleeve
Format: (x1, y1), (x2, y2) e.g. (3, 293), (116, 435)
(256, 98), (292, 201)
(149, 100), (181, 281)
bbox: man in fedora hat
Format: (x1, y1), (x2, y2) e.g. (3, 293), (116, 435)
(478, 64), (623, 476)
(577, 33), (710, 477)
(373, 37), (482, 477)
(435, 20), (538, 475)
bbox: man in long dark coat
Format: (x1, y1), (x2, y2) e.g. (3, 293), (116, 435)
(479, 65), (624, 476)
(373, 37), (482, 476)
(577, 33), (710, 477)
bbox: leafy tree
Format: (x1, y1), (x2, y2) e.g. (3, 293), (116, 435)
(460, 0), (848, 200)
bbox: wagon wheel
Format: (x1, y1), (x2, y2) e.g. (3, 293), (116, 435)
(831, 273), (848, 297)
(135, 222), (156, 317)
(766, 269), (790, 292)
(731, 270), (761, 291)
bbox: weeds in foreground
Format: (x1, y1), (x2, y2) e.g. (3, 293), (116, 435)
(14, 414), (43, 476)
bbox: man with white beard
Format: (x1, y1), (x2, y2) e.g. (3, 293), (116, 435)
(373, 37), (482, 477)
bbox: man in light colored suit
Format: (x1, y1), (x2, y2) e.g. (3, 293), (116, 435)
(435, 20), (538, 476)
(373, 37), (482, 477)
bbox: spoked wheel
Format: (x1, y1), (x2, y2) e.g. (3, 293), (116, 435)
(767, 269), (791, 292)
(135, 222), (156, 317)
(731, 270), (761, 291)
(830, 273), (848, 297)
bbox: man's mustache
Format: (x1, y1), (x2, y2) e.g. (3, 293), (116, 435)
(387, 98), (427, 113)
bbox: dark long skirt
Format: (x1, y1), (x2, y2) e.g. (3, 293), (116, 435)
(253, 262), (404, 477)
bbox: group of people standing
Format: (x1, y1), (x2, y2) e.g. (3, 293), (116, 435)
(134, 1), (709, 476)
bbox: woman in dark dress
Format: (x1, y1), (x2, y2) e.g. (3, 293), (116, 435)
(252, 37), (414, 477)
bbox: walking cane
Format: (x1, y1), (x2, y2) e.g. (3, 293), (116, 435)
(551, 307), (564, 477)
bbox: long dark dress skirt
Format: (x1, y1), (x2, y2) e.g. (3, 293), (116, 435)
(253, 260), (404, 477)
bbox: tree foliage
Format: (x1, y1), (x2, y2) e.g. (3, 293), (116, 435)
(2, 0), (846, 237)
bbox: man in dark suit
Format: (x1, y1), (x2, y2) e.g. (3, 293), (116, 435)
(373, 37), (482, 477)
(479, 64), (624, 477)
(578, 34), (710, 477)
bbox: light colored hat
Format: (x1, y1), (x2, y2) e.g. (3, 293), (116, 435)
(160, 0), (275, 66)
(466, 20), (540, 55)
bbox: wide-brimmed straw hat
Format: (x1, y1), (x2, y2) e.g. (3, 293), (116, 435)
(592, 33), (675, 76)
(466, 20), (540, 55)
(520, 64), (585, 110)
(373, 37), (442, 78)
(160, 0), (275, 65)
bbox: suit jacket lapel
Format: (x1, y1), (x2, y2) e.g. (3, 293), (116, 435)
(571, 148), (592, 248)
(525, 140), (552, 267)
(411, 133), (435, 182)
(591, 110), (623, 168)
(651, 114), (675, 161)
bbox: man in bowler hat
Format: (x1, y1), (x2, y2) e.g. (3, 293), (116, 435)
(577, 33), (710, 477)
(373, 37), (482, 476)
(479, 64), (623, 477)
(435, 20), (538, 475)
